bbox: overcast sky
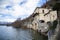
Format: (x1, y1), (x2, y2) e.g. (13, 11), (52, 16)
(0, 0), (47, 22)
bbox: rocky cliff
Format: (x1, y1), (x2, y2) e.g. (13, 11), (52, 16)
(11, 7), (57, 34)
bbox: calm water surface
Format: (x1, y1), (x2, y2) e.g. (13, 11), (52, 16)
(0, 26), (47, 40)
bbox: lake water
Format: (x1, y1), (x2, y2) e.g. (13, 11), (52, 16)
(0, 26), (47, 40)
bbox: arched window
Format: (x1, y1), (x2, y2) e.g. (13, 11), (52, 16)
(39, 20), (45, 23)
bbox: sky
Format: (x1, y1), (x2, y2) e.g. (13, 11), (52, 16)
(0, 0), (47, 22)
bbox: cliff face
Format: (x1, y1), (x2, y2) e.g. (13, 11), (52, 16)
(11, 8), (57, 33)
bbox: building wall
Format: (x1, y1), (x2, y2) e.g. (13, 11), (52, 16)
(34, 8), (57, 22)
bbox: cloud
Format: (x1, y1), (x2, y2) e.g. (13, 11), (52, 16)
(0, 0), (40, 22)
(19, 0), (27, 5)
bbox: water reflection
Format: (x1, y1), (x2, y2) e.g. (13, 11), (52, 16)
(0, 26), (47, 40)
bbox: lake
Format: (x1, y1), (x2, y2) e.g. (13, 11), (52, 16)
(0, 26), (47, 40)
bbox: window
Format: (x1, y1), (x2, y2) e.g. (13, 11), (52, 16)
(35, 23), (37, 25)
(42, 10), (44, 13)
(39, 20), (45, 23)
(33, 13), (39, 17)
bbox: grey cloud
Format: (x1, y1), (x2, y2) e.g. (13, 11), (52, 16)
(19, 0), (27, 5)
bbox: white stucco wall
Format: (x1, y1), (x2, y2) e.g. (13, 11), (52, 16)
(34, 8), (57, 22)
